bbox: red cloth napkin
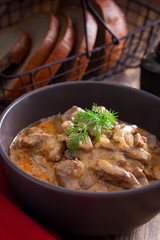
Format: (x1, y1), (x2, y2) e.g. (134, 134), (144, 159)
(0, 157), (62, 240)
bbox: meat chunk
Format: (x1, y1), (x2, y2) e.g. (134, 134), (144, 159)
(122, 125), (138, 134)
(146, 134), (160, 152)
(114, 122), (125, 131)
(37, 135), (65, 162)
(79, 172), (95, 190)
(113, 127), (137, 149)
(66, 134), (93, 152)
(123, 158), (143, 173)
(94, 134), (116, 151)
(78, 136), (93, 151)
(134, 133), (147, 149)
(14, 131), (65, 162)
(64, 149), (77, 160)
(13, 134), (48, 149)
(125, 148), (151, 165)
(25, 127), (45, 135)
(133, 167), (149, 186)
(52, 114), (63, 133)
(61, 120), (73, 133)
(153, 165), (160, 180)
(54, 159), (84, 190)
(95, 160), (140, 189)
(114, 122), (137, 134)
(113, 129), (128, 149)
(112, 152), (127, 167)
(88, 124), (101, 137)
(101, 129), (113, 139)
(124, 133), (134, 147)
(61, 106), (83, 122)
(143, 168), (157, 181)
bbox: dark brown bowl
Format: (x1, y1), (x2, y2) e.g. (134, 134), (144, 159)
(0, 82), (159, 236)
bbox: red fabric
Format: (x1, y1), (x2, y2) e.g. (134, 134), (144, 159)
(0, 158), (61, 240)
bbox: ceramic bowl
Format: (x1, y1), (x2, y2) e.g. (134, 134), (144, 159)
(0, 82), (159, 236)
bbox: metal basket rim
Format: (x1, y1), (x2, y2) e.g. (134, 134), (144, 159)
(0, 0), (160, 79)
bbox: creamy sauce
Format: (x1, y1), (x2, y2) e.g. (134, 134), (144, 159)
(9, 107), (160, 192)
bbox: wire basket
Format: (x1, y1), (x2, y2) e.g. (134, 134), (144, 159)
(0, 0), (160, 108)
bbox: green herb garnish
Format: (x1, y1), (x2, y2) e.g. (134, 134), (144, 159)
(65, 103), (118, 153)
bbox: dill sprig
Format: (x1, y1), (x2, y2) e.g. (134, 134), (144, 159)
(65, 103), (118, 153)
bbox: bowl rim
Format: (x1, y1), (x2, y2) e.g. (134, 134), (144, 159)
(0, 81), (160, 197)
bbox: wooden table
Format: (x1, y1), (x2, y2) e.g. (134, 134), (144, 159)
(60, 214), (160, 239)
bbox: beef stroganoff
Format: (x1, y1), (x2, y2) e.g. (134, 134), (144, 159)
(9, 105), (160, 192)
